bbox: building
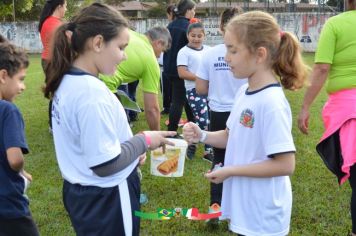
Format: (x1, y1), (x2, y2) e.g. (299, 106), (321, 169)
(114, 1), (336, 19)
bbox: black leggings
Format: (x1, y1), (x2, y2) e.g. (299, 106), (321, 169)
(349, 164), (356, 233)
(209, 110), (231, 206)
(41, 59), (52, 129)
(161, 72), (172, 111)
(167, 77), (194, 131)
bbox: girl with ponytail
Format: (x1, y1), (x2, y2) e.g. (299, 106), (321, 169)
(43, 3), (175, 235)
(183, 11), (308, 235)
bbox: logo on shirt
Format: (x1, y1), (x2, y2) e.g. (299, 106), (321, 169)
(213, 56), (230, 71)
(240, 109), (254, 128)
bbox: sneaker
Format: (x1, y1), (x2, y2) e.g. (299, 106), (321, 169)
(206, 203), (221, 225)
(178, 118), (188, 127)
(164, 118), (188, 127)
(203, 152), (214, 163)
(140, 193), (148, 205)
(186, 144), (197, 160)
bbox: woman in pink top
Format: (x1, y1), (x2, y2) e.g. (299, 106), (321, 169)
(39, 0), (67, 71)
(38, 0), (67, 131)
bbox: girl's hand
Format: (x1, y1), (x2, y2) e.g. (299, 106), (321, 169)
(204, 167), (230, 184)
(142, 131), (177, 150)
(138, 153), (147, 166)
(182, 122), (202, 144)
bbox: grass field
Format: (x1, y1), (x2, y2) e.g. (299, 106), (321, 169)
(16, 53), (351, 235)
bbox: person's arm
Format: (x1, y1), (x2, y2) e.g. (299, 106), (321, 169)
(92, 131), (177, 177)
(205, 152), (295, 184)
(143, 92), (160, 130)
(7, 147), (24, 172)
(91, 135), (147, 177)
(195, 77), (209, 95)
(177, 66), (198, 81)
(183, 122), (228, 149)
(298, 63), (330, 134)
(201, 130), (229, 149)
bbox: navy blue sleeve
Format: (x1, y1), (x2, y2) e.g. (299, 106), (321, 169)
(3, 105), (29, 154)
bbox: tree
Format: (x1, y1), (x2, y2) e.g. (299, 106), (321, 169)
(0, 0), (34, 21)
(146, 0), (170, 18)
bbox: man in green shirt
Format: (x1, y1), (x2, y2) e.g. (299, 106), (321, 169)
(101, 27), (171, 130)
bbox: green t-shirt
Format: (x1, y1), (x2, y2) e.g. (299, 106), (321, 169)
(100, 30), (160, 94)
(315, 10), (356, 94)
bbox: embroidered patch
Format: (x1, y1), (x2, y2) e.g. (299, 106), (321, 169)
(239, 109), (254, 128)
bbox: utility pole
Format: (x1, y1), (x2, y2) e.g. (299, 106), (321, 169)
(13, 0), (16, 21)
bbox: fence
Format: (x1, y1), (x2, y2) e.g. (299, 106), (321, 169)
(0, 12), (336, 53)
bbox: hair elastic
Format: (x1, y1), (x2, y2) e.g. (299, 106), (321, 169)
(67, 22), (76, 32)
(279, 31), (285, 38)
(189, 18), (200, 24)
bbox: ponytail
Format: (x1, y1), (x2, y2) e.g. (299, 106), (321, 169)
(43, 23), (74, 99)
(273, 32), (309, 90)
(227, 11), (308, 91)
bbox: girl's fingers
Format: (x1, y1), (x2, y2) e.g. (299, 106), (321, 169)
(161, 138), (175, 146)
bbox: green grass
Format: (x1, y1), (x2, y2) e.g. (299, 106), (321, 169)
(16, 53), (351, 235)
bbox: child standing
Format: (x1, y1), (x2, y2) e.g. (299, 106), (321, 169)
(177, 20), (211, 160)
(195, 7), (246, 218)
(0, 36), (39, 235)
(183, 11), (308, 235)
(43, 4), (175, 236)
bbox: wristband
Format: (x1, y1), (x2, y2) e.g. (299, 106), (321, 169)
(141, 132), (151, 148)
(199, 130), (207, 143)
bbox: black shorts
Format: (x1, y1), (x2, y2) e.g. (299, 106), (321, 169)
(63, 168), (141, 236)
(0, 215), (39, 236)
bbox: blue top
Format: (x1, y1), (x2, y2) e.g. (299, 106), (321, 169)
(0, 100), (30, 219)
(163, 16), (190, 78)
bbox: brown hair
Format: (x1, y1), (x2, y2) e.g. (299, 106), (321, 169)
(44, 3), (128, 99)
(0, 38), (29, 77)
(219, 7), (243, 33)
(174, 0), (196, 17)
(226, 11), (308, 90)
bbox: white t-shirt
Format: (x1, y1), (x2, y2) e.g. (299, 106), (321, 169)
(222, 83), (295, 236)
(196, 44), (247, 112)
(52, 71), (138, 188)
(177, 45), (210, 91)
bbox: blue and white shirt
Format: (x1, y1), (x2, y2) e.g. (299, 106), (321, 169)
(52, 70), (138, 188)
(0, 100), (30, 219)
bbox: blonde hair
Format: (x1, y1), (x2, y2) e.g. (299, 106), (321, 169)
(226, 11), (308, 90)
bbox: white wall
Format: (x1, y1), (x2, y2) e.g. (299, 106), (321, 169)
(0, 21), (42, 53)
(0, 12), (336, 53)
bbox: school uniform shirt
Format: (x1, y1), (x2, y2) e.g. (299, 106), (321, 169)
(222, 83), (295, 236)
(51, 70), (138, 187)
(196, 44), (247, 112)
(0, 101), (30, 219)
(177, 45), (210, 91)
